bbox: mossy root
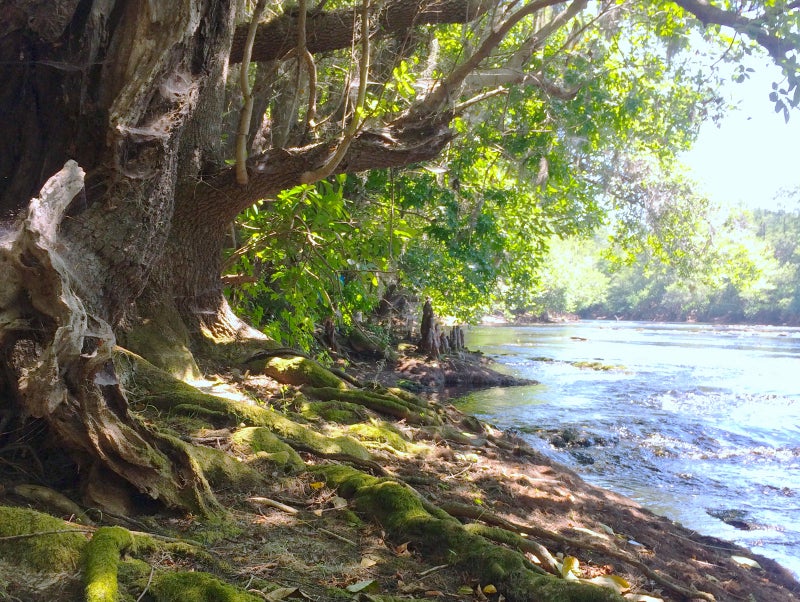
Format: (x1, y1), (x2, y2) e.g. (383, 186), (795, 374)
(150, 570), (264, 602)
(316, 465), (624, 602)
(83, 526), (134, 602)
(0, 505), (87, 572)
(304, 387), (439, 425)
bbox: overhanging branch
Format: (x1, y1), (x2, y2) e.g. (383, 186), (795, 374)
(671, 0), (799, 61)
(188, 118), (455, 221)
(229, 0), (490, 63)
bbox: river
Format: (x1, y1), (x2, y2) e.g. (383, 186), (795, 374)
(456, 321), (800, 576)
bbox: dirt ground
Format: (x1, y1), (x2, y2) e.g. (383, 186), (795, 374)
(1, 349), (799, 601)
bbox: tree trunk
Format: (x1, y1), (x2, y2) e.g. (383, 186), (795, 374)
(0, 0), (238, 514)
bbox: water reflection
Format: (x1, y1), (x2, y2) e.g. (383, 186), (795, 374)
(456, 321), (800, 576)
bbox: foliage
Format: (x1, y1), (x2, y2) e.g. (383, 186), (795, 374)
(517, 194), (800, 325)
(224, 0), (800, 345)
(225, 176), (397, 349)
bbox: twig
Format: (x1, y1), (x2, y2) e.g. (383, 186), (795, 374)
(418, 563), (449, 577)
(313, 525), (357, 546)
(0, 528), (94, 541)
(248, 496), (299, 515)
(135, 565), (155, 602)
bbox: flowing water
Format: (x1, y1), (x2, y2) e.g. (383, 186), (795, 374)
(456, 321), (800, 576)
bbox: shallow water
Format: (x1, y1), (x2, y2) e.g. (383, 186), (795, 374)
(456, 321), (800, 576)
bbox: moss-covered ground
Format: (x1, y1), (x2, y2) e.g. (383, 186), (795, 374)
(0, 347), (797, 602)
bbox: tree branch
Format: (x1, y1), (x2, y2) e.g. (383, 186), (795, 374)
(405, 0), (586, 120)
(299, 0), (371, 184)
(236, 0), (268, 185)
(671, 0), (799, 61)
(229, 0), (490, 64)
(190, 118), (455, 222)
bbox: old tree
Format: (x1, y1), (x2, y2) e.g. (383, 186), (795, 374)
(0, 0), (798, 591)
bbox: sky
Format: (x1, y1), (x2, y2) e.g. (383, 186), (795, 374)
(681, 57), (800, 212)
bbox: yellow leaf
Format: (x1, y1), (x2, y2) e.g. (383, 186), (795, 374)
(483, 584), (498, 594)
(309, 481), (325, 490)
(394, 541), (410, 556)
(561, 556), (581, 579)
(582, 574), (630, 594)
(360, 557), (378, 568)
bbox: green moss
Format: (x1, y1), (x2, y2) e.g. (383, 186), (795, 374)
(172, 404), (229, 421)
(151, 571), (264, 602)
(301, 400), (368, 424)
(346, 421), (411, 452)
(231, 427), (306, 472)
(188, 444), (266, 492)
(305, 387), (439, 425)
(120, 304), (202, 381)
(256, 356), (347, 389)
(83, 526), (134, 602)
(315, 466), (624, 602)
(0, 506), (87, 572)
(120, 350), (371, 462)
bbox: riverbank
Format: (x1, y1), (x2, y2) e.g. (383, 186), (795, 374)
(1, 344), (798, 601)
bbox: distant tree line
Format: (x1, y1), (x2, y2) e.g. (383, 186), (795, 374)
(507, 195), (800, 326)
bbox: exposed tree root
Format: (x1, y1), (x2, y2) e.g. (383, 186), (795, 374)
(83, 526), (134, 602)
(304, 386), (440, 425)
(118, 349), (372, 462)
(315, 464), (625, 602)
(441, 501), (716, 601)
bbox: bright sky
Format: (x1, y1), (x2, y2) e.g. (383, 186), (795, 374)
(681, 56), (800, 211)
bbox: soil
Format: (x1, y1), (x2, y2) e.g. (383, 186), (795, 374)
(1, 348), (798, 602)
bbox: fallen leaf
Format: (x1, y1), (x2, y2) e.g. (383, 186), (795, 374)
(581, 575), (630, 594)
(263, 587), (302, 600)
(457, 585), (474, 595)
(309, 481), (325, 490)
(330, 496), (348, 509)
(731, 555), (762, 570)
(561, 556), (581, 579)
(598, 523), (615, 536)
(483, 584), (498, 594)
(346, 579), (379, 594)
(394, 542), (410, 556)
(360, 557), (378, 568)
(623, 594), (663, 602)
(573, 526), (609, 540)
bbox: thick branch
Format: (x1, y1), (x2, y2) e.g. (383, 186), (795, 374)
(189, 119), (454, 222)
(671, 0), (799, 61)
(229, 0), (490, 63)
